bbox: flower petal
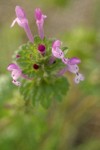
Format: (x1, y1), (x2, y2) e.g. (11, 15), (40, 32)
(11, 6), (34, 42)
(7, 63), (19, 71)
(68, 64), (79, 74)
(52, 40), (62, 49)
(52, 47), (64, 59)
(35, 8), (42, 20)
(52, 40), (64, 59)
(11, 69), (22, 80)
(11, 18), (17, 27)
(12, 80), (21, 86)
(78, 73), (84, 81)
(35, 8), (46, 39)
(68, 57), (81, 65)
(74, 75), (80, 84)
(15, 6), (26, 20)
(74, 73), (84, 84)
(62, 57), (69, 64)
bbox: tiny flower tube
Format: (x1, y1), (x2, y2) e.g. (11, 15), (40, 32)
(57, 67), (68, 76)
(35, 8), (47, 39)
(11, 6), (34, 43)
(38, 44), (46, 55)
(52, 40), (64, 59)
(49, 56), (56, 64)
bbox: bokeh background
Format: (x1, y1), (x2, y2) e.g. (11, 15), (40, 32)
(0, 0), (100, 150)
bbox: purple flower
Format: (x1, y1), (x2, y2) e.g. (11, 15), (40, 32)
(11, 6), (34, 43)
(7, 63), (22, 86)
(35, 8), (47, 39)
(58, 57), (84, 83)
(52, 40), (64, 59)
(7, 63), (33, 86)
(62, 57), (80, 73)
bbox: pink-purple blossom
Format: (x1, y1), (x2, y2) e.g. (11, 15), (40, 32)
(11, 6), (34, 43)
(58, 57), (84, 83)
(52, 40), (64, 59)
(35, 8), (47, 39)
(7, 63), (22, 86)
(7, 63), (32, 86)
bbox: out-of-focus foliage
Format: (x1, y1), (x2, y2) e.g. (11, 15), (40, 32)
(62, 27), (100, 97)
(0, 25), (23, 73)
(0, 0), (100, 150)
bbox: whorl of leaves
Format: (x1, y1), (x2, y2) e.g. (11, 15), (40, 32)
(13, 36), (69, 108)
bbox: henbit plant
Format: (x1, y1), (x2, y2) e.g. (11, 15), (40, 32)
(7, 6), (84, 108)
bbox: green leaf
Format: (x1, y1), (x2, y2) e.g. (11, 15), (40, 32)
(20, 77), (69, 109)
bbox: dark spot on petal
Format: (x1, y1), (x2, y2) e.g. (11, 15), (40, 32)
(76, 72), (79, 76)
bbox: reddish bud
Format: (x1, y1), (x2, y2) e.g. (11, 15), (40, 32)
(16, 54), (20, 58)
(38, 44), (45, 54)
(33, 64), (39, 70)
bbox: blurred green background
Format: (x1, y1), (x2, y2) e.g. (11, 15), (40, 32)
(0, 0), (100, 150)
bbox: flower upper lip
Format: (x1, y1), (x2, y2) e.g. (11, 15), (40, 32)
(11, 6), (34, 43)
(35, 8), (47, 39)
